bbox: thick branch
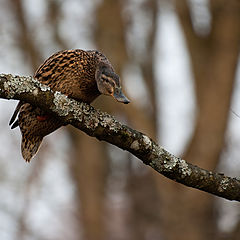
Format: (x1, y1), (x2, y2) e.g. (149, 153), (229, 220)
(0, 74), (239, 201)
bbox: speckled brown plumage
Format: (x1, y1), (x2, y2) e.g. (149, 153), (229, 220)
(10, 49), (130, 162)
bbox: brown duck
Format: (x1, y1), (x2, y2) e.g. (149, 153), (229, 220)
(9, 49), (130, 162)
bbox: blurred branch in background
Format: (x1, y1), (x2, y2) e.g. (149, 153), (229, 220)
(9, 0), (43, 70)
(46, 0), (69, 50)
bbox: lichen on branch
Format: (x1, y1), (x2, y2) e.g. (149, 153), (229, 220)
(0, 73), (240, 202)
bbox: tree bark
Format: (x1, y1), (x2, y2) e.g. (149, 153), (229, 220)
(0, 74), (239, 202)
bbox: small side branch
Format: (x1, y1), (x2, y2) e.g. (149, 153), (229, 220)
(0, 74), (239, 201)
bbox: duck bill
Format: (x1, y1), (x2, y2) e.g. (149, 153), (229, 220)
(113, 88), (130, 104)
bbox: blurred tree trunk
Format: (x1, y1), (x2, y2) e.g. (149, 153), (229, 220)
(69, 130), (109, 240)
(67, 0), (129, 239)
(156, 1), (240, 240)
(47, 0), (68, 50)
(179, 0), (240, 169)
(138, 0), (159, 133)
(94, 0), (162, 239)
(230, 221), (240, 240)
(9, 0), (42, 70)
(217, 220), (240, 240)
(125, 0), (164, 239)
(8, 1), (43, 238)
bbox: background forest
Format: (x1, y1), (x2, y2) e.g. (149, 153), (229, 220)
(0, 0), (239, 240)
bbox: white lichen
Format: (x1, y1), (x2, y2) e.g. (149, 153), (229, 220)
(178, 159), (192, 177)
(84, 116), (100, 130)
(142, 135), (151, 149)
(218, 177), (229, 192)
(130, 135), (152, 152)
(3, 81), (12, 97)
(53, 91), (71, 116)
(130, 140), (140, 151)
(70, 101), (85, 120)
(33, 88), (39, 96)
(11, 75), (36, 94)
(163, 156), (178, 170)
(99, 113), (120, 132)
(101, 116), (113, 127)
(1, 74), (51, 99)
(39, 83), (51, 92)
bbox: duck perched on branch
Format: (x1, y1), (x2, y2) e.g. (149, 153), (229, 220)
(9, 49), (130, 162)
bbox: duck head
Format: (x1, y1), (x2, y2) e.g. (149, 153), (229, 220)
(95, 64), (130, 104)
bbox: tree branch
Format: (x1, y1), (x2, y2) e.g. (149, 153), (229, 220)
(0, 74), (239, 201)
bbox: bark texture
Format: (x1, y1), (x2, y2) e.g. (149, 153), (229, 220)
(0, 73), (239, 202)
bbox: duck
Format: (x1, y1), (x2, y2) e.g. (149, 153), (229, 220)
(9, 49), (130, 162)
